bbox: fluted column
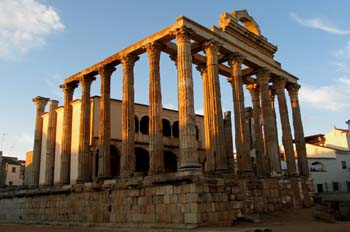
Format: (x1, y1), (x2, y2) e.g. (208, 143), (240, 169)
(274, 78), (297, 176)
(204, 41), (227, 172)
(44, 100), (58, 186)
(77, 75), (95, 183)
(287, 83), (309, 176)
(269, 89), (282, 168)
(256, 68), (281, 176)
(197, 65), (215, 172)
(224, 111), (235, 172)
(60, 82), (77, 184)
(146, 42), (164, 175)
(121, 54), (138, 177)
(228, 53), (253, 175)
(98, 65), (115, 179)
(246, 84), (266, 177)
(31, 96), (49, 186)
(174, 27), (200, 171)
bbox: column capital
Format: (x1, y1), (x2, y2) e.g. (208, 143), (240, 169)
(203, 40), (221, 52)
(173, 27), (193, 41)
(48, 99), (59, 107)
(246, 83), (259, 95)
(79, 74), (96, 86)
(98, 65), (116, 78)
(256, 67), (271, 85)
(287, 83), (301, 97)
(32, 96), (49, 111)
(273, 77), (287, 94)
(144, 41), (163, 54)
(120, 53), (139, 66)
(226, 52), (245, 66)
(60, 82), (78, 95)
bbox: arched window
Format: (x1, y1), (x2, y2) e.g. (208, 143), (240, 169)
(135, 147), (149, 174)
(162, 119), (171, 137)
(164, 150), (177, 173)
(135, 116), (139, 133)
(140, 116), (149, 135)
(172, 121), (179, 138)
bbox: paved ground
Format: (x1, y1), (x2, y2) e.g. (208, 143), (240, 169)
(0, 208), (349, 232)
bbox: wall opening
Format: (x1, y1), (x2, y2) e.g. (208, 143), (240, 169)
(172, 121), (179, 138)
(164, 150), (177, 173)
(135, 147), (149, 174)
(162, 119), (172, 137)
(140, 116), (149, 135)
(110, 145), (120, 177)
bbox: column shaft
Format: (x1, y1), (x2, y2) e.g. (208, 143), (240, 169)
(256, 69), (281, 176)
(198, 66), (215, 172)
(274, 79), (297, 176)
(224, 111), (235, 172)
(77, 75), (95, 182)
(146, 43), (164, 175)
(247, 84), (266, 177)
(121, 55), (138, 177)
(204, 41), (227, 172)
(269, 89), (282, 170)
(98, 66), (115, 179)
(287, 84), (309, 176)
(228, 54), (253, 175)
(175, 28), (200, 171)
(32, 96), (49, 186)
(60, 83), (77, 184)
(44, 100), (58, 186)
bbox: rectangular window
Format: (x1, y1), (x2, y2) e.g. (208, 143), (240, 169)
(317, 184), (323, 193)
(347, 182), (350, 192)
(332, 182), (339, 192)
(8, 181), (13, 186)
(341, 161), (347, 169)
(12, 167), (16, 173)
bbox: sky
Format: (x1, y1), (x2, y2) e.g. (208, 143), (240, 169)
(0, 0), (349, 160)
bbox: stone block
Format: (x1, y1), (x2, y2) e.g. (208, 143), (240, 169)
(165, 185), (173, 194)
(181, 184), (190, 193)
(169, 194), (178, 204)
(156, 186), (166, 195)
(184, 212), (200, 224)
(164, 194), (170, 204)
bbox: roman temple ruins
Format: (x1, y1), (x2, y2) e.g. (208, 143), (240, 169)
(0, 10), (313, 228)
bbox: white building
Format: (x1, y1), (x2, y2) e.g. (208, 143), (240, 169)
(305, 124), (350, 193)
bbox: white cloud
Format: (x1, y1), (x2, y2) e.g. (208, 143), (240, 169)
(0, 0), (64, 59)
(195, 108), (204, 115)
(299, 77), (350, 111)
(290, 12), (350, 35)
(163, 103), (177, 110)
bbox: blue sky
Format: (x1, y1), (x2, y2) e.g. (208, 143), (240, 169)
(0, 0), (349, 160)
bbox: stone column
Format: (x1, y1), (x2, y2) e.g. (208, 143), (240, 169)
(256, 68), (281, 176)
(60, 82), (77, 184)
(203, 41), (227, 172)
(224, 111), (235, 172)
(121, 54), (138, 177)
(197, 65), (215, 172)
(32, 96), (49, 186)
(269, 89), (282, 169)
(246, 84), (266, 177)
(274, 78), (297, 176)
(77, 75), (95, 183)
(174, 27), (201, 171)
(98, 65), (115, 179)
(44, 100), (58, 186)
(287, 83), (309, 176)
(146, 42), (164, 175)
(228, 53), (253, 175)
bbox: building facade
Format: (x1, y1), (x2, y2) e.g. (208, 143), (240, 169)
(0, 151), (25, 187)
(306, 125), (350, 193)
